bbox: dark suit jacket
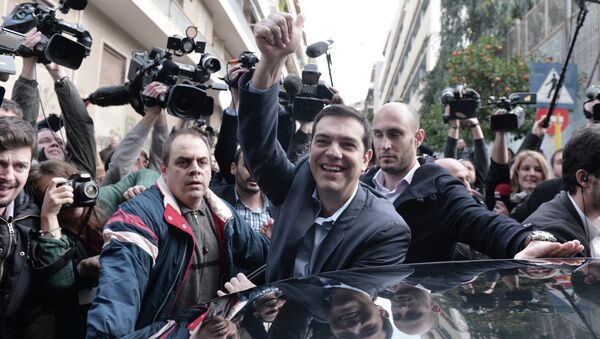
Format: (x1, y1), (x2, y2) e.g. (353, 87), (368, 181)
(238, 73), (411, 282)
(524, 191), (590, 256)
(512, 177), (563, 222)
(362, 164), (531, 263)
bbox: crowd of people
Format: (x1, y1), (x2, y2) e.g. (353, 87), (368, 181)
(0, 11), (599, 339)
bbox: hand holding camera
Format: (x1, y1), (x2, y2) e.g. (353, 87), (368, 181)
(141, 81), (168, 115)
(42, 177), (74, 217)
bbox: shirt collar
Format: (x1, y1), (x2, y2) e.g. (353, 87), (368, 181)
(312, 184), (359, 225)
(1, 200), (15, 220)
(372, 161), (420, 193)
(568, 193), (600, 239)
(234, 187), (269, 212)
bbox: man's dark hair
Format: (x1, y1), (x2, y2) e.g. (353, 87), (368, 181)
(0, 116), (36, 155)
(162, 127), (212, 165)
(311, 105), (372, 154)
(0, 99), (23, 119)
(563, 125), (600, 194)
(233, 147), (243, 165)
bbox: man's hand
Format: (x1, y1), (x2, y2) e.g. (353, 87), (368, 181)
(514, 239), (584, 260)
(123, 185), (146, 200)
(531, 117), (548, 137)
(142, 81), (168, 114)
(20, 28), (42, 79)
(77, 255), (101, 280)
(252, 13), (305, 89)
(324, 87), (344, 105)
(217, 273), (256, 297)
(45, 62), (68, 82)
(259, 218), (274, 239)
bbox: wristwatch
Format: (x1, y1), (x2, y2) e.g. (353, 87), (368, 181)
(523, 230), (557, 248)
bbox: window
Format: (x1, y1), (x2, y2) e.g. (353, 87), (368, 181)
(100, 44), (127, 87)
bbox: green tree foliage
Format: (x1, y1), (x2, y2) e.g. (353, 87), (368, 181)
(419, 0), (536, 150)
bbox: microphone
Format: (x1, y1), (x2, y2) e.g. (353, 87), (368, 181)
(64, 0), (87, 10)
(283, 74), (302, 101)
(86, 85), (130, 107)
(306, 40), (332, 58)
(494, 183), (513, 211)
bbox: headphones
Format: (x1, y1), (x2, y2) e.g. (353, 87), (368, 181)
(583, 174), (589, 182)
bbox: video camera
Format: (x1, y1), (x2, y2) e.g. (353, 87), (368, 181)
(2, 0), (92, 70)
(223, 51), (258, 88)
(440, 84), (481, 123)
(86, 26), (223, 120)
(288, 64), (335, 122)
(488, 92), (536, 131)
(584, 85), (600, 122)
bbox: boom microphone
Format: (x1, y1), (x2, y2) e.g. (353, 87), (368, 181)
(64, 0), (88, 10)
(86, 85), (130, 107)
(306, 41), (331, 58)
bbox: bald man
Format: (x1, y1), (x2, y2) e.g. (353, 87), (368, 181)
(361, 102), (584, 263)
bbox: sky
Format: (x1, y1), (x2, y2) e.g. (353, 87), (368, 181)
(299, 0), (399, 105)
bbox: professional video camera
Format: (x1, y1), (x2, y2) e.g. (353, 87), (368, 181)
(287, 64), (335, 122)
(86, 26), (223, 120)
(488, 92), (536, 131)
(584, 85), (600, 122)
(61, 172), (98, 208)
(2, 0), (92, 69)
(440, 84), (481, 123)
(223, 51), (258, 88)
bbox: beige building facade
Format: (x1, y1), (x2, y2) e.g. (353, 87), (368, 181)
(374, 0), (441, 112)
(2, 0), (305, 148)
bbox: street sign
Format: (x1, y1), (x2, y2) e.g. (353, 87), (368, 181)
(535, 107), (569, 136)
(529, 62), (578, 110)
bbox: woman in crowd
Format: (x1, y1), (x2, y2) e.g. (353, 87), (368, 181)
(27, 160), (159, 338)
(486, 115), (552, 217)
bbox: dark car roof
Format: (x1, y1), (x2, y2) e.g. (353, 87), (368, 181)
(127, 259), (600, 338)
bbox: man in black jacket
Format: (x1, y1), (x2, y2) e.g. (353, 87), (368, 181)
(0, 117), (40, 338)
(362, 102), (584, 263)
(525, 125), (600, 257)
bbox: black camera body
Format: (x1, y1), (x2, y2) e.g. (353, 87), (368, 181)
(223, 51), (258, 89)
(584, 85), (600, 122)
(121, 27), (222, 120)
(2, 1), (92, 69)
(440, 85), (481, 123)
(63, 172), (98, 208)
(488, 92), (536, 131)
(291, 64), (335, 122)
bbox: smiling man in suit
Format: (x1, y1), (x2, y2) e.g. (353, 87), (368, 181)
(237, 12), (411, 282)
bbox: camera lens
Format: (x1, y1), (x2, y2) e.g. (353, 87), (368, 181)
(83, 182), (99, 199)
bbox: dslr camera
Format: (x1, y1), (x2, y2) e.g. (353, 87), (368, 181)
(440, 84), (481, 123)
(86, 26), (222, 120)
(291, 64), (335, 122)
(223, 51), (258, 88)
(62, 172), (98, 208)
(488, 92), (536, 131)
(2, 0), (92, 69)
(584, 85), (600, 123)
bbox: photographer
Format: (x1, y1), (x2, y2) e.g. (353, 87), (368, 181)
(443, 116), (489, 194)
(485, 112), (552, 216)
(27, 160), (160, 338)
(100, 81), (168, 186)
(13, 28), (97, 178)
